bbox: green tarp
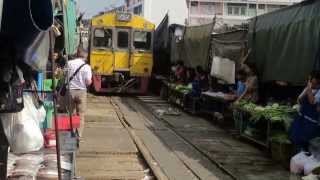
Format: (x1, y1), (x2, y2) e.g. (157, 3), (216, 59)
(63, 0), (79, 55)
(248, 0), (320, 85)
(179, 23), (214, 70)
(212, 30), (248, 66)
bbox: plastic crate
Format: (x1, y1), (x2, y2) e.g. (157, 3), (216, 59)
(54, 114), (80, 131)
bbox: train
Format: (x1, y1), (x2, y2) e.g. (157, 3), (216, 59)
(89, 12), (155, 93)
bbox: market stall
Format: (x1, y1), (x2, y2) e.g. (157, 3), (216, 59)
(0, 0), (80, 179)
(164, 82), (191, 109)
(232, 100), (297, 154)
(156, 1), (320, 176)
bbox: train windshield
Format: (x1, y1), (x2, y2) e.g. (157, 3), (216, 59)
(93, 29), (113, 48)
(117, 31), (129, 49)
(133, 31), (152, 50)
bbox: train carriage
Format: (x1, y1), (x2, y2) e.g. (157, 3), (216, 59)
(89, 12), (155, 93)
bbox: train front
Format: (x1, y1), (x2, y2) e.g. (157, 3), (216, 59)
(89, 12), (155, 94)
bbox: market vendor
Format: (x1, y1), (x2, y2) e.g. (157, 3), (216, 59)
(186, 67), (196, 84)
(290, 71), (320, 151)
(196, 66), (209, 91)
(174, 60), (186, 84)
(237, 65), (259, 103)
(224, 69), (247, 101)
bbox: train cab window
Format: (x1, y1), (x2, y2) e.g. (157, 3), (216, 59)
(133, 31), (151, 50)
(93, 29), (112, 48)
(117, 31), (129, 49)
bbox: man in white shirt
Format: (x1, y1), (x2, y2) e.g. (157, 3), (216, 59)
(68, 48), (92, 138)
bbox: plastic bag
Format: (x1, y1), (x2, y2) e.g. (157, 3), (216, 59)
(290, 152), (310, 174)
(7, 153), (18, 176)
(0, 94), (44, 154)
(23, 94), (46, 125)
(11, 162), (41, 177)
(309, 138), (320, 161)
(304, 156), (320, 175)
(210, 56), (235, 84)
(37, 168), (59, 180)
(24, 32), (50, 72)
(8, 154), (43, 179)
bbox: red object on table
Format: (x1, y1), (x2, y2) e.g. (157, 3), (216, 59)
(44, 131), (56, 148)
(54, 114), (80, 131)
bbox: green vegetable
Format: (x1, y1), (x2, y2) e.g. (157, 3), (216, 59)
(234, 100), (296, 124)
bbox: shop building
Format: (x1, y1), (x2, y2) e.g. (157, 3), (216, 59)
(125, 0), (189, 26)
(187, 0), (303, 26)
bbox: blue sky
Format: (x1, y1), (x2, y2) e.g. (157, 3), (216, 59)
(78, 0), (124, 18)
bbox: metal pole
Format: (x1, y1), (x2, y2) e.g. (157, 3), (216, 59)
(66, 57), (75, 135)
(50, 29), (63, 180)
(61, 0), (75, 136)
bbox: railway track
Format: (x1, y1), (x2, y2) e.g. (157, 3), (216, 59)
(121, 96), (295, 180)
(77, 94), (299, 180)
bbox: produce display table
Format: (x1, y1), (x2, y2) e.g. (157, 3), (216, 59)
(232, 103), (296, 149)
(162, 82), (191, 108)
(168, 87), (188, 108)
(233, 107), (271, 148)
(200, 91), (233, 119)
(183, 95), (201, 114)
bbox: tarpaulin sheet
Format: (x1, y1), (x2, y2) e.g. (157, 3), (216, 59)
(179, 23), (214, 70)
(212, 30), (247, 67)
(153, 14), (171, 75)
(154, 14), (169, 52)
(63, 0), (79, 55)
(169, 24), (185, 64)
(248, 0), (320, 85)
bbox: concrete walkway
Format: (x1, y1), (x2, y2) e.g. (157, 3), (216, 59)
(76, 95), (147, 180)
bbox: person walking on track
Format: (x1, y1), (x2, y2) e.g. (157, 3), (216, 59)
(67, 47), (92, 139)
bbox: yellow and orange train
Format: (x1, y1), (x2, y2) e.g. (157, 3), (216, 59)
(89, 12), (155, 93)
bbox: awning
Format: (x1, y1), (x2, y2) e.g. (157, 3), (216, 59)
(248, 0), (320, 85)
